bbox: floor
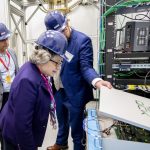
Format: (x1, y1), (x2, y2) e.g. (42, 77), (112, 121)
(38, 101), (98, 150)
(38, 121), (73, 150)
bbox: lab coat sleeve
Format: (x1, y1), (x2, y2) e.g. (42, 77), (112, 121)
(13, 78), (37, 150)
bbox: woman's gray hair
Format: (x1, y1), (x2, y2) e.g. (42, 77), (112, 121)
(30, 48), (54, 64)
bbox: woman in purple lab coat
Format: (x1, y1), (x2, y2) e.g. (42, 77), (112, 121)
(0, 30), (70, 150)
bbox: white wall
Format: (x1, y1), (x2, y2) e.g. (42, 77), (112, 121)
(26, 5), (48, 40)
(68, 4), (100, 72)
(25, 4), (48, 58)
(10, 14), (24, 67)
(0, 0), (9, 25)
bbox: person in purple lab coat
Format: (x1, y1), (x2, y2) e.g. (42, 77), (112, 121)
(0, 30), (72, 150)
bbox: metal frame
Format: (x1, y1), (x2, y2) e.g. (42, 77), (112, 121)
(9, 0), (46, 63)
(104, 0), (116, 84)
(9, 0), (27, 62)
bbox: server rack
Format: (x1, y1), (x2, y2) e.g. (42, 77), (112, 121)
(100, 0), (150, 97)
(88, 1), (150, 149)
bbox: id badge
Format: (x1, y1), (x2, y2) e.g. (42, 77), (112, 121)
(6, 74), (11, 83)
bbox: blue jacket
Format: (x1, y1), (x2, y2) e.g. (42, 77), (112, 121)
(61, 29), (99, 107)
(0, 62), (50, 150)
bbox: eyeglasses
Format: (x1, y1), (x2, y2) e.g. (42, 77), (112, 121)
(50, 59), (62, 67)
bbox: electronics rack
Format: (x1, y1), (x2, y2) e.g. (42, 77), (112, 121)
(86, 2), (150, 149)
(100, 0), (150, 96)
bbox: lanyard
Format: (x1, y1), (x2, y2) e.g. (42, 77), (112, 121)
(37, 67), (56, 110)
(40, 73), (57, 128)
(0, 50), (10, 71)
(41, 74), (56, 110)
(37, 67), (57, 128)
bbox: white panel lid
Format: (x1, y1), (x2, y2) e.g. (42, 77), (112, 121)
(99, 87), (150, 131)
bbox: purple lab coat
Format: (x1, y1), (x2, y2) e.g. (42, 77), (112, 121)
(0, 62), (51, 150)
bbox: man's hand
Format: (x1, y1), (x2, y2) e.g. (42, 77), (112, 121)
(95, 80), (112, 89)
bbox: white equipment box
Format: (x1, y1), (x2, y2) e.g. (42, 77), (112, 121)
(99, 87), (150, 131)
(85, 87), (150, 150)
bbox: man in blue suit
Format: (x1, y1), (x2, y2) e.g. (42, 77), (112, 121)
(45, 11), (112, 150)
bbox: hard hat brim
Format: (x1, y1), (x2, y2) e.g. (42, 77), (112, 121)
(0, 33), (11, 41)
